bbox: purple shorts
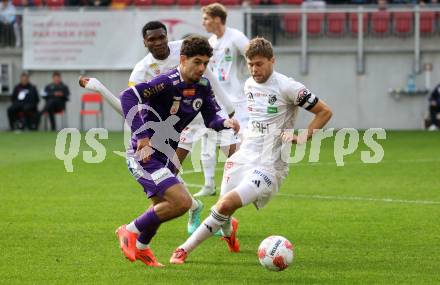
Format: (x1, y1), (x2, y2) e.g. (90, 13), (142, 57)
(126, 155), (180, 198)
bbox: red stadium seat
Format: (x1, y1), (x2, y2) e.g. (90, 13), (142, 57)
(251, 0), (282, 4)
(307, 13), (325, 36)
(134, 0), (152, 6)
(199, 0), (217, 5)
(220, 0), (241, 5)
(32, 0), (43, 6)
(80, 93), (103, 131)
(393, 11), (413, 36)
(371, 10), (390, 36)
(326, 12), (346, 36)
(12, 0), (23, 6)
(283, 13), (301, 36)
(46, 0), (64, 7)
(284, 0), (303, 5)
(349, 12), (368, 36)
(154, 0), (175, 5)
(176, 0), (196, 5)
(420, 11), (435, 35)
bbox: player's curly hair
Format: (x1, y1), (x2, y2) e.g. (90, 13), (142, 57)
(180, 36), (213, 58)
(245, 37), (274, 60)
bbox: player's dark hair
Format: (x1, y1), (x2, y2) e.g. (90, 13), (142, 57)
(142, 21), (167, 39)
(202, 3), (227, 25)
(52, 71), (61, 77)
(245, 37), (274, 60)
(180, 36), (213, 58)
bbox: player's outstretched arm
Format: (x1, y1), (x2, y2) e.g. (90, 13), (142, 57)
(79, 76), (123, 116)
(282, 100), (332, 144)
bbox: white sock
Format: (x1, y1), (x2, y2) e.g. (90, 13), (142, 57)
(201, 134), (216, 188)
(136, 239), (149, 250)
(202, 158), (215, 188)
(180, 208), (229, 253)
(126, 222), (141, 234)
(220, 217), (232, 237)
(190, 197), (199, 211)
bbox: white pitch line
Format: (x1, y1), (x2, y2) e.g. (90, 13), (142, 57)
(184, 183), (440, 206)
(179, 158), (440, 174)
(277, 193), (440, 205)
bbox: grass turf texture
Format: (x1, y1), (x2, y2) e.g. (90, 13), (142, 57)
(0, 131), (439, 284)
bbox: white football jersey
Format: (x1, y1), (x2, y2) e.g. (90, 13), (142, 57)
(209, 27), (249, 104)
(236, 71), (319, 173)
(128, 40), (182, 86)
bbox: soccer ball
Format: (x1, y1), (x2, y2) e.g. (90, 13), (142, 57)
(257, 235), (294, 271)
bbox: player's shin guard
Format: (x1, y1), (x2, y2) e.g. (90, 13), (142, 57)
(134, 208), (161, 247)
(221, 217), (232, 237)
(180, 208), (229, 253)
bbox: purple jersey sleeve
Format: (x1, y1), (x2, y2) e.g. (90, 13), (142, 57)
(120, 77), (170, 139)
(200, 82), (227, 131)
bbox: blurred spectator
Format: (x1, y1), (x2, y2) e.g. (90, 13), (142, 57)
(87, 0), (110, 6)
(251, 0), (280, 45)
(377, 0), (387, 10)
(0, 0), (21, 47)
(7, 72), (40, 131)
(302, 0), (326, 8)
(38, 72), (70, 131)
(427, 83), (440, 131)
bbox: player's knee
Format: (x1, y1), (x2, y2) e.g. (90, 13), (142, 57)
(174, 195), (192, 215)
(216, 199), (235, 216)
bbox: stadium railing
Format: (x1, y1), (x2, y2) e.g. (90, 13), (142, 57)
(2, 5), (440, 75)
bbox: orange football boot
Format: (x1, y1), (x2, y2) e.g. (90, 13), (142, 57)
(221, 218), (240, 252)
(115, 225), (137, 262)
(169, 248), (188, 264)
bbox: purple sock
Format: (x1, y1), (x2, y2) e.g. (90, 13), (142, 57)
(134, 208), (161, 245)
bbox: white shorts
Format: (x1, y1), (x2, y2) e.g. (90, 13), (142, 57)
(220, 157), (285, 210)
(178, 111), (239, 152)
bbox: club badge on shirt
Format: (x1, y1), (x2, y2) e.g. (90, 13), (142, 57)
(149, 63), (161, 75)
(192, 98), (203, 111)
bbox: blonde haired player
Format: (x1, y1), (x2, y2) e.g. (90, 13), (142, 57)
(170, 37), (333, 264)
(183, 3), (250, 197)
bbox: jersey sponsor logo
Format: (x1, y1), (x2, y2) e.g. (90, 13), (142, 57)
(268, 94), (277, 105)
(247, 92), (254, 101)
(183, 98), (192, 105)
(267, 106), (278, 114)
(252, 169), (272, 187)
(149, 63), (160, 75)
(251, 120), (270, 134)
(143, 83), (165, 98)
(192, 98), (203, 111)
(225, 161), (234, 170)
(224, 48), (232, 62)
(168, 72), (179, 79)
(170, 96), (181, 115)
(126, 157), (143, 179)
(252, 180), (261, 187)
(198, 78), (208, 86)
(183, 88), (196, 97)
(151, 167), (174, 185)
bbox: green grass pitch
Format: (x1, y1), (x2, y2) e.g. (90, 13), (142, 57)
(1, 131), (439, 284)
